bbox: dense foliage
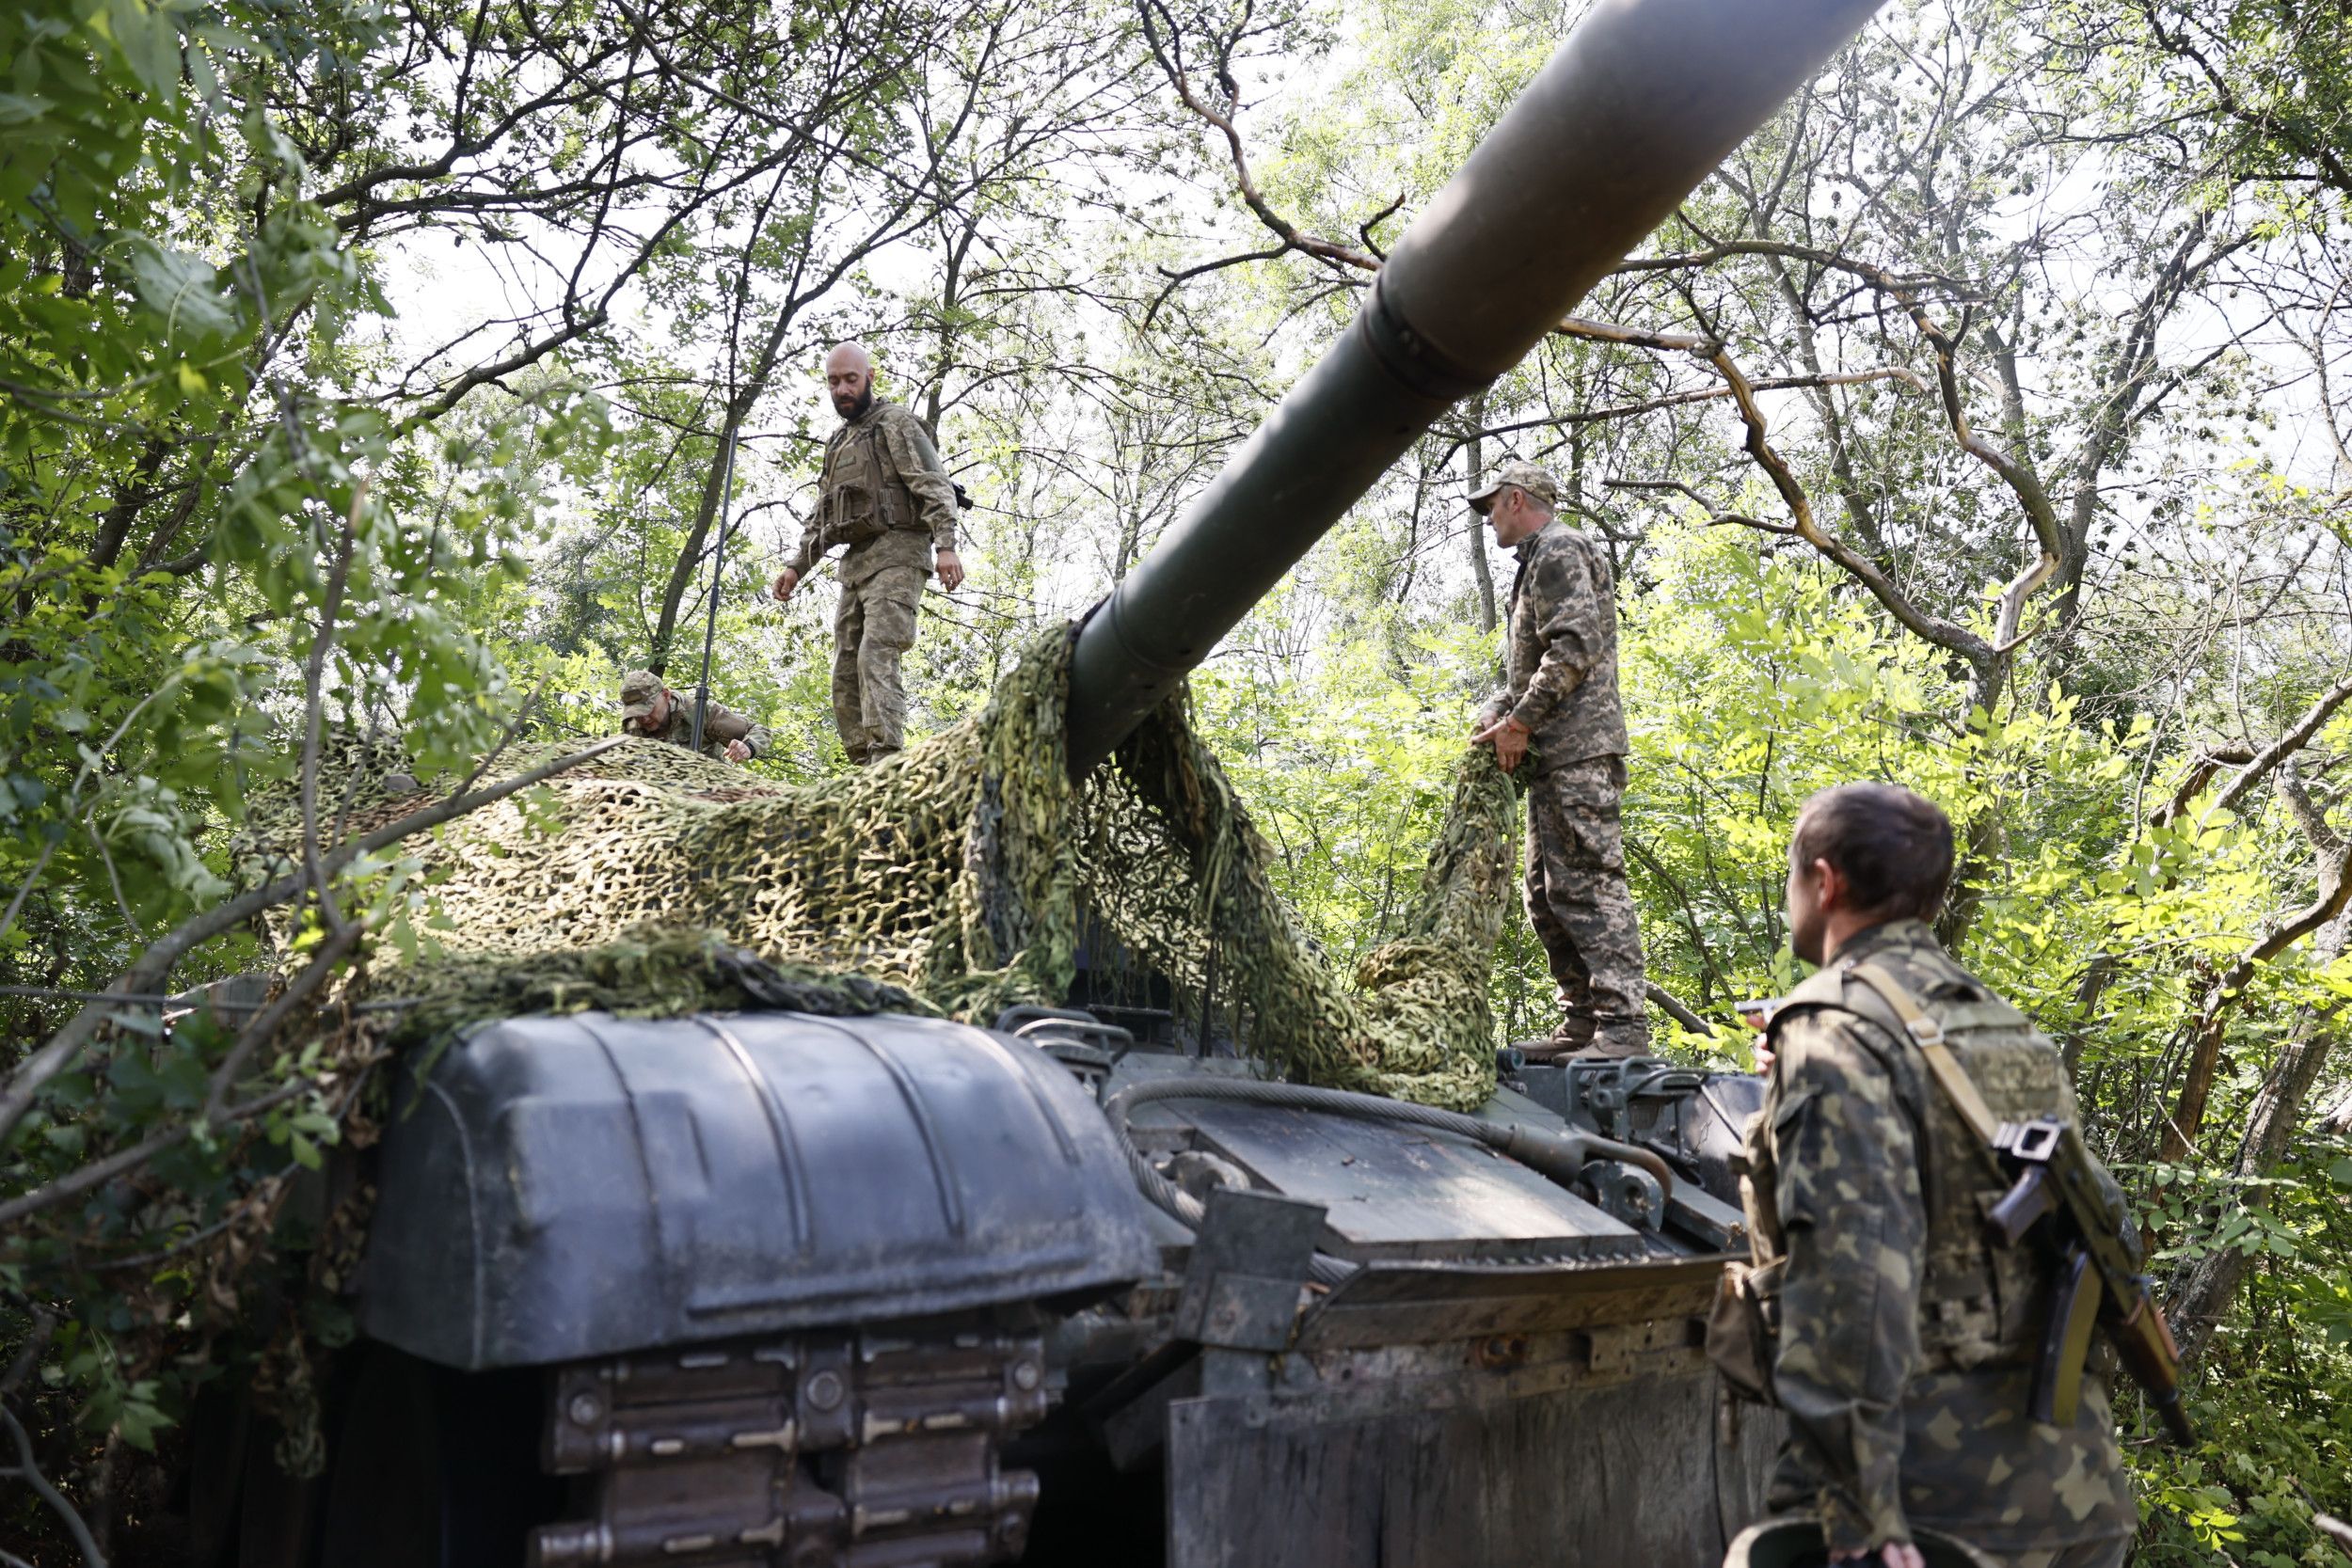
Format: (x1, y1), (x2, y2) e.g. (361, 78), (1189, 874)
(3, 0), (2348, 1560)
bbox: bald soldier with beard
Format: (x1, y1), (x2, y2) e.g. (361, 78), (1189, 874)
(771, 343), (965, 766)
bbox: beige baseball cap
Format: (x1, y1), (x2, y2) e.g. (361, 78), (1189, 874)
(1467, 460), (1561, 515)
(619, 669), (664, 721)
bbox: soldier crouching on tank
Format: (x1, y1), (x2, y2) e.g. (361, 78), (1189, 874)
(1724, 784), (2137, 1568)
(771, 341), (964, 767)
(1467, 460), (1649, 1058)
(618, 668), (771, 764)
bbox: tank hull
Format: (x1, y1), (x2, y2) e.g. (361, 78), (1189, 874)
(325, 1012), (1783, 1567)
(1165, 1338), (1778, 1568)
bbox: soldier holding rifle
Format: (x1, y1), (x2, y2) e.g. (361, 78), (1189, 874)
(1720, 784), (2177, 1568)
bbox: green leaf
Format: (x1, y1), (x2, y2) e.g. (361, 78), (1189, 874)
(124, 238), (239, 341)
(107, 0), (181, 103)
(112, 1387), (174, 1451)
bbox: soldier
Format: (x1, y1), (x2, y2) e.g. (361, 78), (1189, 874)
(771, 341), (964, 766)
(1736, 784), (2137, 1568)
(618, 669), (771, 763)
(1468, 460), (1647, 1057)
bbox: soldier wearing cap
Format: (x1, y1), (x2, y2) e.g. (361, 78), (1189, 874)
(618, 669), (771, 764)
(1467, 460), (1648, 1058)
(771, 342), (965, 767)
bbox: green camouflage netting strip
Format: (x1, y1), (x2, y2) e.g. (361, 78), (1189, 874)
(252, 628), (1514, 1110)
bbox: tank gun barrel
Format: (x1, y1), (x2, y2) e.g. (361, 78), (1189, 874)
(1067, 0), (1883, 773)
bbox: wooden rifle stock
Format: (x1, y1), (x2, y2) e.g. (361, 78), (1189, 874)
(2109, 1288), (2195, 1445)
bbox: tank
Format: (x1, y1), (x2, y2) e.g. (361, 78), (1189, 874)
(198, 3), (1880, 1564)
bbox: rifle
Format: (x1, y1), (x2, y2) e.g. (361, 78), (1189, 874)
(1984, 1117), (2193, 1444)
(1849, 962), (2193, 1447)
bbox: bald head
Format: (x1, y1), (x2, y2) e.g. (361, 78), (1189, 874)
(825, 342), (876, 420)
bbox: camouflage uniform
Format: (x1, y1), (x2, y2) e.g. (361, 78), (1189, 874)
(1482, 513), (1645, 1053)
(619, 671), (772, 764)
(787, 397), (960, 765)
(1740, 919), (2136, 1564)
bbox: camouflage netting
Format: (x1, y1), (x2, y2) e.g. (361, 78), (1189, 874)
(246, 628), (1518, 1109)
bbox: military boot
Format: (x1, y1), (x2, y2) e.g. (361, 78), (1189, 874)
(1581, 1016), (1651, 1059)
(1512, 1014), (1596, 1063)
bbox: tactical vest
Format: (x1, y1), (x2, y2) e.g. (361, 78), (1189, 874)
(1749, 943), (2080, 1374)
(818, 406), (922, 551)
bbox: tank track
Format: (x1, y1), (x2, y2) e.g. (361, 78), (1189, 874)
(531, 1318), (1050, 1568)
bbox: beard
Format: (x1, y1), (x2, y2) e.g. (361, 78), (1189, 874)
(834, 386), (875, 420)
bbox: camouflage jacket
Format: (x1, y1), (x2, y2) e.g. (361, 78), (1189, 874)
(789, 399), (961, 589)
(1741, 919), (2136, 1557)
(1482, 519), (1627, 771)
(635, 696), (772, 763)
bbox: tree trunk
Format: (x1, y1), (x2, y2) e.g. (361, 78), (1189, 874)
(922, 208), (979, 437)
(2059, 953), (2117, 1082)
(1465, 392), (1496, 633)
(2159, 779), (2352, 1164)
(649, 297), (799, 672)
(649, 393), (755, 674)
(2168, 905), (2351, 1360)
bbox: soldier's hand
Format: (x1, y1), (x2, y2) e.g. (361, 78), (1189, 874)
(1471, 714), (1532, 773)
(724, 739), (752, 762)
(771, 567), (800, 602)
(934, 549), (964, 593)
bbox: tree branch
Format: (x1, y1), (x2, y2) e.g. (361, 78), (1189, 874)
(2154, 745), (2254, 828)
(1554, 313), (1996, 665)
(1645, 980), (1715, 1037)
(3, 1402), (105, 1568)
(1611, 237), (1987, 300)
(1442, 365), (1925, 463)
(1882, 291), (2063, 653)
(1137, 0), (1386, 285)
(199, 921), (367, 1124)
(0, 1079), (311, 1231)
(2191, 674), (2352, 831)
(1144, 243), (1294, 327)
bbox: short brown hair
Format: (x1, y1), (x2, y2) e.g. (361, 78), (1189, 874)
(1790, 784), (1954, 922)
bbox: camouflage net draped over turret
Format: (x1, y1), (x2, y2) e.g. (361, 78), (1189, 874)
(304, 630), (1516, 1109)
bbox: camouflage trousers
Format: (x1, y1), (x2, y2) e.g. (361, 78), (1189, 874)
(1523, 754), (1648, 1053)
(831, 564), (924, 765)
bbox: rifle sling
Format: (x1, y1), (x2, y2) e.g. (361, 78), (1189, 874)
(1848, 959), (2011, 1188)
